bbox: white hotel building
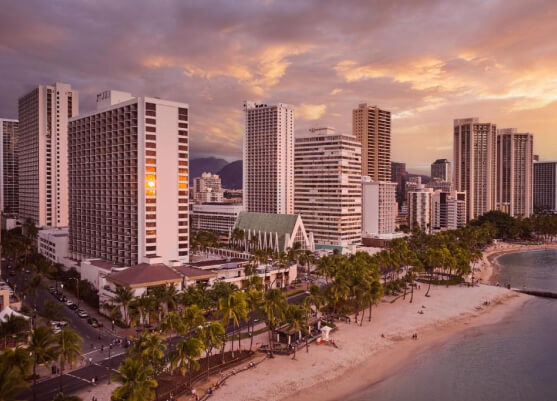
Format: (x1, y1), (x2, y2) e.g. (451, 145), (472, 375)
(361, 177), (397, 239)
(18, 82), (78, 227)
(68, 90), (189, 267)
(294, 127), (362, 249)
(243, 101), (294, 214)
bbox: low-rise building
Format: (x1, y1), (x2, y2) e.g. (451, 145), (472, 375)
(191, 203), (244, 234)
(234, 212), (315, 252)
(362, 177), (397, 245)
(37, 228), (73, 268)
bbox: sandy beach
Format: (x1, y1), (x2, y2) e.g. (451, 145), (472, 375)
(210, 284), (529, 401)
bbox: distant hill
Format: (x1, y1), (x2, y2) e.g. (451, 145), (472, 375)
(218, 160), (242, 189)
(189, 157), (229, 184)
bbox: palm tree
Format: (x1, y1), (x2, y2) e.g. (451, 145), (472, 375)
(111, 358), (157, 401)
(285, 305), (307, 360)
(217, 291), (247, 357)
(199, 321), (225, 379)
(2, 346), (33, 378)
(245, 289), (263, 351)
(170, 337), (204, 391)
(263, 289), (287, 358)
(51, 393), (82, 401)
(160, 311), (184, 342)
(29, 326), (58, 401)
(182, 304), (206, 334)
(113, 286), (134, 326)
(27, 274), (42, 308)
(0, 314), (30, 349)
(55, 328), (82, 393)
(136, 332), (166, 377)
(0, 355), (29, 401)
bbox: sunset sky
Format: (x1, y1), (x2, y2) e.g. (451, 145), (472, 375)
(1, 0), (557, 173)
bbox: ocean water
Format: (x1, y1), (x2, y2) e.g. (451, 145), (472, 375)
(347, 250), (557, 401)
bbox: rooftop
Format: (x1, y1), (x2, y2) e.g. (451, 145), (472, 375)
(107, 263), (182, 287)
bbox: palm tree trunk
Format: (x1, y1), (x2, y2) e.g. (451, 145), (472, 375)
(238, 323), (241, 351)
(410, 283), (414, 303)
(206, 350), (211, 379)
(32, 360), (37, 401)
(230, 328), (234, 358)
(268, 327), (274, 358)
(249, 322), (254, 351)
(368, 303), (373, 322)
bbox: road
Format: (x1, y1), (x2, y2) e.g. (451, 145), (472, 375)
(2, 258), (314, 401)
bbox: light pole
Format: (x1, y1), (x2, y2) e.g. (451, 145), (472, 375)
(108, 344), (112, 384)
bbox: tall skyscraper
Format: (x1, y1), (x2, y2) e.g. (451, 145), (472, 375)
(68, 90), (189, 266)
(391, 161), (407, 209)
(294, 127), (362, 248)
(0, 119), (19, 217)
(18, 82), (78, 227)
(496, 128), (534, 217)
(453, 118), (497, 221)
(353, 104), (391, 181)
(533, 161), (557, 214)
(243, 101), (294, 214)
(431, 159), (451, 181)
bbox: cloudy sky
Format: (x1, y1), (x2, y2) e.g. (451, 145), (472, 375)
(2, 0), (557, 173)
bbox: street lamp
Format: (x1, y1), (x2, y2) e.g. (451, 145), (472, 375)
(107, 344), (112, 384)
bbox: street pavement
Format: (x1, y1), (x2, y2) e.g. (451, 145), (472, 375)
(1, 257), (315, 400)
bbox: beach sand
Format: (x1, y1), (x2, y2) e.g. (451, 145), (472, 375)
(210, 284), (528, 401)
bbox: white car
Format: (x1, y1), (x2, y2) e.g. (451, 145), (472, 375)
(53, 326), (62, 334)
(78, 310), (88, 318)
(66, 300), (74, 307)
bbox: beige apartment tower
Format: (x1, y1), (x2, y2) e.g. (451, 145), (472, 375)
(496, 129), (534, 217)
(453, 118), (497, 221)
(243, 101), (294, 214)
(68, 90), (189, 267)
(352, 104), (391, 181)
(18, 82), (78, 227)
(295, 127), (362, 248)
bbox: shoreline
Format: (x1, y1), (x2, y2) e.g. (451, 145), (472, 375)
(479, 242), (557, 284)
(210, 285), (529, 401)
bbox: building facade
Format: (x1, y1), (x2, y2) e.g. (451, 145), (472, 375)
(496, 129), (534, 217)
(407, 185), (433, 232)
(453, 118), (497, 221)
(192, 172), (223, 203)
(431, 159), (451, 181)
(391, 161), (407, 210)
(431, 191), (466, 232)
(362, 177), (397, 238)
(37, 227), (71, 267)
(426, 178), (453, 192)
(68, 90), (189, 267)
(191, 203), (244, 234)
(353, 104), (391, 181)
(294, 127), (362, 248)
(18, 83), (78, 227)
(243, 101), (294, 214)
(0, 119), (19, 217)
(533, 161), (557, 214)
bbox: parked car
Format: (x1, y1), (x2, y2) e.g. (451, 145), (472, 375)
(87, 318), (99, 328)
(49, 286), (56, 293)
(77, 310), (88, 318)
(53, 326), (62, 334)
(69, 304), (78, 311)
(65, 300), (74, 307)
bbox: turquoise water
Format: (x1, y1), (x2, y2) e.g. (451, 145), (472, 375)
(347, 250), (557, 401)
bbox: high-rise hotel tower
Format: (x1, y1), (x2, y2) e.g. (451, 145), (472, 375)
(496, 128), (534, 217)
(352, 104), (391, 182)
(453, 118), (497, 221)
(18, 82), (78, 227)
(68, 90), (189, 267)
(0, 119), (19, 217)
(243, 101), (294, 214)
(294, 127), (362, 248)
